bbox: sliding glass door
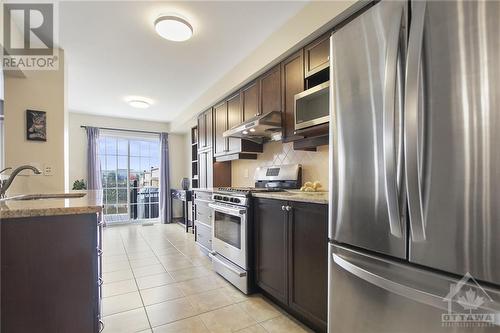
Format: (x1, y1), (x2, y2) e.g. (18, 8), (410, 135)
(99, 135), (160, 224)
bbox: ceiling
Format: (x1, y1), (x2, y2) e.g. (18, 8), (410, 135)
(60, 1), (307, 123)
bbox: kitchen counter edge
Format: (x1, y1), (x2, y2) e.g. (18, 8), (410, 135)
(252, 191), (328, 204)
(0, 191), (103, 219)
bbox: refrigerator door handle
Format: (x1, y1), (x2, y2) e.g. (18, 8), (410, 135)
(333, 252), (446, 310)
(383, 8), (404, 238)
(404, 0), (427, 242)
(328, 34), (338, 239)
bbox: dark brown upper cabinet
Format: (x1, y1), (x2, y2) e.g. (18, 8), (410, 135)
(214, 101), (228, 157)
(197, 108), (213, 151)
(242, 81), (260, 121)
(206, 110), (213, 148)
(197, 30), (333, 155)
(227, 92), (242, 154)
(281, 50), (305, 143)
(304, 33), (330, 78)
(213, 94), (262, 160)
(241, 65), (281, 121)
(259, 65), (282, 116)
(197, 112), (206, 149)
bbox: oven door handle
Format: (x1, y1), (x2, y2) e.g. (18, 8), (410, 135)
(208, 203), (246, 216)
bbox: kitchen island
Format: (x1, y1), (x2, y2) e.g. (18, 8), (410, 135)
(0, 191), (103, 333)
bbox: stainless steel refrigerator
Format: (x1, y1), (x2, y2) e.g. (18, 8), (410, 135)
(328, 1), (500, 332)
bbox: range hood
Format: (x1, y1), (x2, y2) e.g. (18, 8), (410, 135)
(223, 111), (282, 144)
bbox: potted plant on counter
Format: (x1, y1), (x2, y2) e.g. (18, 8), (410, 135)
(72, 179), (87, 191)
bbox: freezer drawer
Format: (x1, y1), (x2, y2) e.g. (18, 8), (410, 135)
(328, 244), (500, 333)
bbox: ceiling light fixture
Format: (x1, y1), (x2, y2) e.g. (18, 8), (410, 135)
(154, 15), (193, 42)
(128, 100), (150, 109)
(126, 97), (152, 109)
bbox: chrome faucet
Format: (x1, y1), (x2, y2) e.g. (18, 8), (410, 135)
(0, 165), (41, 198)
(0, 167), (12, 174)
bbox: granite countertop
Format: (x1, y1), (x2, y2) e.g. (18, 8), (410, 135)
(252, 190), (329, 204)
(0, 191), (103, 219)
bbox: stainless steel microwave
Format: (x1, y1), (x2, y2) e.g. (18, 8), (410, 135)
(294, 81), (330, 131)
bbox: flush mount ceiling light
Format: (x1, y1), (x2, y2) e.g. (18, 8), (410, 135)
(126, 97), (153, 109)
(154, 15), (193, 42)
(128, 100), (150, 109)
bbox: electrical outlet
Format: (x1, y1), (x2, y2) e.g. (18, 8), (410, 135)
(43, 165), (54, 176)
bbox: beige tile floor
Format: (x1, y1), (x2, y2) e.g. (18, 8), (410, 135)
(101, 223), (314, 333)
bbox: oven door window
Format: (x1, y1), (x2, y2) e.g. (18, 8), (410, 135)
(214, 211), (241, 249)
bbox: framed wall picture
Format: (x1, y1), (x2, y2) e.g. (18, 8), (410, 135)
(26, 110), (47, 141)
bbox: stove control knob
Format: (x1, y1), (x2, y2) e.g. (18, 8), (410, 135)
(232, 198), (241, 204)
(222, 197), (229, 201)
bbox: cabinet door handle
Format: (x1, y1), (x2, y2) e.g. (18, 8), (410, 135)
(285, 206), (292, 211)
(281, 205), (286, 211)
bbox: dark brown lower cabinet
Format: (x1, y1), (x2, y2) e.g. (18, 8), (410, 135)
(254, 198), (328, 333)
(254, 198), (288, 305)
(1, 213), (100, 333)
(288, 201), (328, 332)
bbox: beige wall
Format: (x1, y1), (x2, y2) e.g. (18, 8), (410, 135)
(4, 52), (66, 195)
(232, 141), (329, 191)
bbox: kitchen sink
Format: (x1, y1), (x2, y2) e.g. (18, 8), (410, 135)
(1, 193), (87, 201)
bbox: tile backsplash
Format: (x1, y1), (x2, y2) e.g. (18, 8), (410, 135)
(231, 141), (329, 190)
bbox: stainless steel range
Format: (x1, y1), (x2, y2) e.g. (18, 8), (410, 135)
(209, 164), (301, 294)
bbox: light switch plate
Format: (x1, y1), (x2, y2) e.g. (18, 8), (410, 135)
(43, 165), (54, 176)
